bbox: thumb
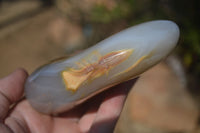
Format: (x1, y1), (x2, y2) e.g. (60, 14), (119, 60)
(0, 68), (28, 120)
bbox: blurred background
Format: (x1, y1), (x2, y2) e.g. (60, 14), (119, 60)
(0, 0), (199, 132)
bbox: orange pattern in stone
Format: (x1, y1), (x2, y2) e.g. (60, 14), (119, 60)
(113, 52), (153, 77)
(61, 49), (133, 92)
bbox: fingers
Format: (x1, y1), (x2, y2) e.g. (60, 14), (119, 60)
(78, 106), (98, 132)
(0, 68), (28, 120)
(89, 79), (136, 133)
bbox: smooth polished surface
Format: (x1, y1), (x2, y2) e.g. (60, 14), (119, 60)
(25, 20), (180, 114)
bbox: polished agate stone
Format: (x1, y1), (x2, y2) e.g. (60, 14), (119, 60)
(25, 20), (180, 114)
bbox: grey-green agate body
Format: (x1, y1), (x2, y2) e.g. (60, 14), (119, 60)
(25, 20), (180, 114)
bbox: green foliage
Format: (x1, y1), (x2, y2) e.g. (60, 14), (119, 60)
(90, 1), (133, 23)
(185, 29), (200, 56)
(170, 0), (200, 77)
(182, 27), (200, 75)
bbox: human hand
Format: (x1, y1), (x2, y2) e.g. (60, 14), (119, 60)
(0, 68), (135, 133)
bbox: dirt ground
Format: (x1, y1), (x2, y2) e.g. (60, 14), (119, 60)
(0, 2), (199, 133)
(0, 6), (68, 77)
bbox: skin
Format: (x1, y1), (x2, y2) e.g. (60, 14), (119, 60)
(0, 68), (136, 133)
